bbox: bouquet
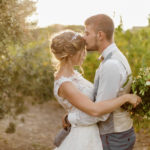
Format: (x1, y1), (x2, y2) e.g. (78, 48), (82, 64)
(121, 67), (150, 119)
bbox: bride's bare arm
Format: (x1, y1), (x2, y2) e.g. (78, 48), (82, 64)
(59, 82), (141, 117)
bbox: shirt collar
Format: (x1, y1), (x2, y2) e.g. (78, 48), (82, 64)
(98, 43), (117, 61)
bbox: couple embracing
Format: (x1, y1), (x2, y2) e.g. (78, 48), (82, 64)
(51, 14), (141, 150)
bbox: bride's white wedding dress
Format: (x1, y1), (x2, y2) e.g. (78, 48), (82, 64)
(54, 70), (103, 150)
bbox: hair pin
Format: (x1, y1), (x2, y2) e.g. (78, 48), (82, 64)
(71, 33), (78, 41)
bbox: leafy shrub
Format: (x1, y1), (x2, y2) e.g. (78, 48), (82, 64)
(122, 67), (150, 119)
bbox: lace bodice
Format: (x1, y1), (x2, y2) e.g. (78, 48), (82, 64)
(54, 70), (94, 113)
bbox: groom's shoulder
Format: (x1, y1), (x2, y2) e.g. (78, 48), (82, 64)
(102, 59), (121, 70)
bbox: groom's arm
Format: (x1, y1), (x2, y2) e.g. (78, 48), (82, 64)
(67, 60), (122, 126)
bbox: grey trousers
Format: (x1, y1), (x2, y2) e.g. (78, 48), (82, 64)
(100, 127), (136, 150)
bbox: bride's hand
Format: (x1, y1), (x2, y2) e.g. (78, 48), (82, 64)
(123, 94), (142, 108)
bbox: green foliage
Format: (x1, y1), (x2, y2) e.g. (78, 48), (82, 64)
(115, 26), (150, 76)
(10, 41), (54, 101)
(134, 117), (150, 133)
(0, 40), (55, 118)
(121, 67), (150, 119)
(0, 0), (36, 44)
(82, 52), (99, 82)
(0, 0), (39, 119)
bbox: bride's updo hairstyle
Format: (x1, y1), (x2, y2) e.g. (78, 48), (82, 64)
(50, 30), (85, 62)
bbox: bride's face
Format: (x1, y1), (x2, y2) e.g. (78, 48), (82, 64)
(71, 49), (87, 66)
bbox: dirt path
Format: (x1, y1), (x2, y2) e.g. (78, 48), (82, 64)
(0, 100), (149, 150)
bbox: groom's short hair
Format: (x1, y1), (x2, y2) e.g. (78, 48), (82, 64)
(85, 14), (114, 41)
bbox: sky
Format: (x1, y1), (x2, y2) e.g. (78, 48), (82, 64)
(29, 0), (150, 30)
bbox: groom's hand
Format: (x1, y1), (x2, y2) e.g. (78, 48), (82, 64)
(62, 113), (71, 130)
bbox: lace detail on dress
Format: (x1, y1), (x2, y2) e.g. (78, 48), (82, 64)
(54, 70), (82, 99)
(54, 76), (74, 111)
(54, 77), (72, 99)
(53, 70), (94, 111)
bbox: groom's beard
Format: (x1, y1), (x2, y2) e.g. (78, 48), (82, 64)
(86, 38), (99, 52)
(86, 45), (98, 51)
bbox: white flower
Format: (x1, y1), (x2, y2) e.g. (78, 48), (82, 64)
(146, 81), (150, 86)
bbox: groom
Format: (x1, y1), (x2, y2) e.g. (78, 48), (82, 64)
(63, 14), (136, 150)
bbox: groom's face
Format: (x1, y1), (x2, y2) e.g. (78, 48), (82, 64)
(83, 25), (99, 51)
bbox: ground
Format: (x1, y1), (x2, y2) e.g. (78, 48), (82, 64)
(0, 99), (150, 150)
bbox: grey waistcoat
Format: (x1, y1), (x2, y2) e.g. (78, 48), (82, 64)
(95, 49), (133, 135)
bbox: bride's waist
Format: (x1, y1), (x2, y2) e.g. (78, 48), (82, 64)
(71, 123), (98, 128)
(70, 124), (99, 135)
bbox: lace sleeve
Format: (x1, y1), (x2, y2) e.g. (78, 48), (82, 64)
(54, 77), (72, 99)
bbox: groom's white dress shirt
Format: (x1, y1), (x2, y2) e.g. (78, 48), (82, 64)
(68, 43), (133, 135)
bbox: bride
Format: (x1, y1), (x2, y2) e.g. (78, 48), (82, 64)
(50, 31), (141, 150)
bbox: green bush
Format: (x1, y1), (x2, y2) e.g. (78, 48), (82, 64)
(122, 67), (150, 119)
(0, 40), (54, 119)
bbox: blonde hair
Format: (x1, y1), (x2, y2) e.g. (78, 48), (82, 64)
(85, 14), (114, 41)
(50, 30), (85, 73)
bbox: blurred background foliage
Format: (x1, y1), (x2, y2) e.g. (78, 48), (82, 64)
(0, 0), (150, 120)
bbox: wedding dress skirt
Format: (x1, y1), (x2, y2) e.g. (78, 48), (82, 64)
(55, 125), (102, 150)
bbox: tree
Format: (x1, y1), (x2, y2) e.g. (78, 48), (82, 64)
(0, 0), (37, 120)
(0, 0), (36, 56)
